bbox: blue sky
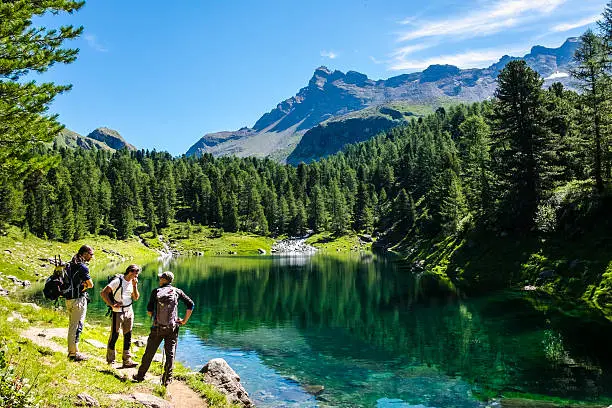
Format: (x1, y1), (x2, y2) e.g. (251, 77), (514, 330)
(36, 0), (607, 155)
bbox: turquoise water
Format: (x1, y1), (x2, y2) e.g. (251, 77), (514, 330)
(85, 254), (612, 407)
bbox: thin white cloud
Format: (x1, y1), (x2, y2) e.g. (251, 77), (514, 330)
(389, 46), (527, 71)
(84, 34), (108, 52)
(399, 16), (419, 25)
(320, 50), (337, 59)
(551, 14), (599, 32)
(391, 43), (433, 58)
(398, 0), (566, 42)
(370, 56), (384, 64)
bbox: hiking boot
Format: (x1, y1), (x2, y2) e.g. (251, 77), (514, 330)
(68, 353), (88, 362)
(121, 350), (137, 368)
(106, 348), (116, 365)
(161, 374), (172, 387)
(122, 358), (138, 368)
(132, 374), (144, 382)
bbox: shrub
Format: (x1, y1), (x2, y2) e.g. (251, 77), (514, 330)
(0, 342), (39, 408)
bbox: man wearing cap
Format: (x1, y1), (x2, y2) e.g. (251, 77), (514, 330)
(133, 271), (194, 386)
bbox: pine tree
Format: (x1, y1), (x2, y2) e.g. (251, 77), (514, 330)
(354, 182), (374, 233)
(543, 84), (586, 182)
(97, 177), (112, 234)
(393, 188), (416, 232)
(328, 179), (349, 235)
(210, 194), (223, 227)
(223, 192), (239, 233)
(73, 205), (87, 240)
(278, 196), (290, 234)
(571, 29), (608, 192)
(292, 200), (307, 236)
(0, 1), (84, 187)
(142, 182), (157, 232)
(309, 185), (328, 232)
(458, 115), (494, 220)
(112, 178), (135, 239)
(262, 187), (279, 235)
(156, 161), (176, 227)
(59, 184), (75, 242)
(0, 181), (24, 227)
(491, 60), (549, 230)
(254, 204), (269, 236)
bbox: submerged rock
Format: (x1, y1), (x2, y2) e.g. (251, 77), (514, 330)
(304, 384), (325, 395)
(200, 358), (253, 407)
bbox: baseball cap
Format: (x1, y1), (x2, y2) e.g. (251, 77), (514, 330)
(158, 271), (174, 282)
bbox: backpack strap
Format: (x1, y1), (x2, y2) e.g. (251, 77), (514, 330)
(111, 276), (122, 301)
(66, 261), (80, 299)
(110, 275), (133, 312)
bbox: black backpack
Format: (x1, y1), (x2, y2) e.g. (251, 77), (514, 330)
(107, 274), (123, 303)
(43, 255), (76, 301)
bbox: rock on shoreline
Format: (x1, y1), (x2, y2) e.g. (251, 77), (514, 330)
(200, 358), (253, 406)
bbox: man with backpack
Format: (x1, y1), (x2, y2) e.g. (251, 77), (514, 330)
(66, 245), (94, 361)
(101, 264), (141, 367)
(133, 271), (194, 386)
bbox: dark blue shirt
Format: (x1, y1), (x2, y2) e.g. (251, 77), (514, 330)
(67, 262), (91, 299)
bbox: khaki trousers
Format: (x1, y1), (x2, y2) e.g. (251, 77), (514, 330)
(66, 296), (87, 356)
(107, 307), (135, 363)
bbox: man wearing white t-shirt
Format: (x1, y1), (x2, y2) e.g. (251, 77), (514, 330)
(101, 264), (140, 367)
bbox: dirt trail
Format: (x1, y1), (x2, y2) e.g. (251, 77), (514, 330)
(21, 326), (207, 407)
(168, 381), (208, 407)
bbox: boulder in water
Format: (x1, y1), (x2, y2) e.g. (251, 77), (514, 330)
(200, 358), (253, 407)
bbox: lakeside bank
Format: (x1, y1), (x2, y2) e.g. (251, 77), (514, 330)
(0, 226), (264, 407)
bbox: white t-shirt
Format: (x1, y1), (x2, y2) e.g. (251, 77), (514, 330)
(107, 276), (134, 313)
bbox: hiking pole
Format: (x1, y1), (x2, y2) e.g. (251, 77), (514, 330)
(160, 343), (165, 386)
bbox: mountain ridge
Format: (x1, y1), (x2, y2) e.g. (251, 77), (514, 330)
(184, 37), (579, 162)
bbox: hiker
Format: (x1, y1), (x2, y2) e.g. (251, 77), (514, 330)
(133, 271), (194, 386)
(66, 245), (94, 361)
(101, 264), (141, 367)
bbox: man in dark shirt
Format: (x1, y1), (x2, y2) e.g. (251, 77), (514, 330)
(66, 245), (94, 361)
(133, 271), (194, 386)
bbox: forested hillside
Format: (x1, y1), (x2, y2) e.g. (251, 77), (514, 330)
(2, 58), (609, 265)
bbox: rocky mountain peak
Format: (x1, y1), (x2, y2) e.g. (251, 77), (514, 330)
(313, 66), (332, 76)
(308, 66), (346, 89)
(421, 64), (461, 82)
(87, 127), (136, 151)
(344, 70), (369, 85)
(528, 38), (580, 64)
